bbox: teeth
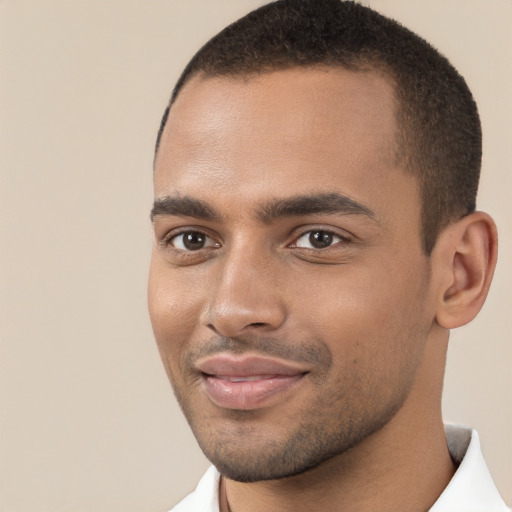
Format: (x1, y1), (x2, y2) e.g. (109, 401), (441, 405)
(222, 376), (269, 382)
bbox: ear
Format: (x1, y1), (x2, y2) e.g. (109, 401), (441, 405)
(433, 212), (498, 329)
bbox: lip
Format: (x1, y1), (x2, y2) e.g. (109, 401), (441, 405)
(195, 354), (308, 410)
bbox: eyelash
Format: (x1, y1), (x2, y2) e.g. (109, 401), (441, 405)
(290, 228), (351, 250)
(160, 229), (218, 250)
(160, 227), (352, 253)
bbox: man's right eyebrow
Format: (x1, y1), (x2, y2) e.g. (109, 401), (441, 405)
(150, 195), (220, 221)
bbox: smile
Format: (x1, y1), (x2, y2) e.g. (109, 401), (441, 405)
(195, 354), (309, 410)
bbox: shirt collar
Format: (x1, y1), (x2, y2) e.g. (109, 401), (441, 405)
(171, 425), (509, 512)
(429, 425), (509, 511)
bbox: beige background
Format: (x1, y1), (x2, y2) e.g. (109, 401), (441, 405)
(1, 1), (510, 510)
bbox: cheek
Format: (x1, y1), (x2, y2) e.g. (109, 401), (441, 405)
(148, 261), (204, 373)
(295, 258), (431, 373)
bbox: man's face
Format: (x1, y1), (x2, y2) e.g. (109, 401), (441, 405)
(149, 68), (437, 482)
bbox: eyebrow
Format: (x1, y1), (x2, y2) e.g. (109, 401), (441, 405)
(150, 192), (376, 224)
(257, 193), (377, 223)
(150, 195), (220, 221)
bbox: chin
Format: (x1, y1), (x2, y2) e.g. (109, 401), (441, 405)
(194, 415), (385, 483)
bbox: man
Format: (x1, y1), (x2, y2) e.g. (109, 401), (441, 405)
(148, 1), (509, 510)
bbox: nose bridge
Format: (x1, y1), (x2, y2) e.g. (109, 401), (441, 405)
(204, 237), (286, 336)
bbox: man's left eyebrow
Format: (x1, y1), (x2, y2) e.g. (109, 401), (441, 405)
(257, 193), (377, 223)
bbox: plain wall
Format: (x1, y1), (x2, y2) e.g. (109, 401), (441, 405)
(1, 1), (510, 510)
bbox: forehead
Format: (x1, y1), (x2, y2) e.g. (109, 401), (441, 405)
(154, 67), (416, 222)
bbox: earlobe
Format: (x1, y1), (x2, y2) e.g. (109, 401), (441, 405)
(434, 212), (498, 329)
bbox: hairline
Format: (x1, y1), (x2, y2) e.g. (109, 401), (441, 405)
(156, 60), (406, 165)
(154, 62), (433, 251)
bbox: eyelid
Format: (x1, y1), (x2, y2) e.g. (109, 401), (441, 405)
(159, 227), (221, 250)
(173, 233), (216, 251)
(294, 232), (343, 249)
(288, 226), (353, 248)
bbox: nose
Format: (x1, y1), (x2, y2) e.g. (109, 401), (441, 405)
(201, 244), (287, 338)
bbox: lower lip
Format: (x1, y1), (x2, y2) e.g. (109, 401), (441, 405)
(202, 374), (305, 410)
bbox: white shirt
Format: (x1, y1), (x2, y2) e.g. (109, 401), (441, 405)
(169, 425), (509, 512)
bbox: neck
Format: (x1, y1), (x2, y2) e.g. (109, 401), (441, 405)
(221, 330), (455, 512)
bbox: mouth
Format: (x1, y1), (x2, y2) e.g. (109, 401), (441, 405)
(195, 354), (309, 410)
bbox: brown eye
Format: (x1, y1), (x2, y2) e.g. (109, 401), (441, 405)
(295, 230), (342, 249)
(171, 231), (212, 251)
(309, 231), (333, 248)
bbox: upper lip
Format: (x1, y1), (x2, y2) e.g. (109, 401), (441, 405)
(195, 353), (309, 377)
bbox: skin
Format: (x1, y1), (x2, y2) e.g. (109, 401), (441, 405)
(149, 67), (497, 512)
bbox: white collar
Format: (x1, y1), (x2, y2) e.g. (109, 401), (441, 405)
(430, 425), (509, 511)
(170, 425), (509, 511)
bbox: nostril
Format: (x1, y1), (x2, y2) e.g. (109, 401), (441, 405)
(207, 324), (221, 335)
(204, 301), (287, 337)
